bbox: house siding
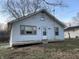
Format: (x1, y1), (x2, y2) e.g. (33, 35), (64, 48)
(10, 13), (64, 46)
(65, 29), (79, 39)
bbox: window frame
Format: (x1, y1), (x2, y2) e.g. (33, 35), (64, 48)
(54, 27), (59, 36)
(20, 25), (37, 35)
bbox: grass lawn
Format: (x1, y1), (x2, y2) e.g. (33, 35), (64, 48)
(0, 39), (79, 59)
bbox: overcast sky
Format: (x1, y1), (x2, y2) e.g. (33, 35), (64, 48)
(0, 0), (79, 23)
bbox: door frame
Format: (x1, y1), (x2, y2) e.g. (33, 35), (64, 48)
(41, 26), (48, 40)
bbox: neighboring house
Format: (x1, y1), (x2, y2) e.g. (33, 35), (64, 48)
(8, 9), (65, 47)
(64, 26), (79, 39)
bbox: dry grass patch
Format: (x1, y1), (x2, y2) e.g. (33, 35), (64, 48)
(0, 39), (79, 59)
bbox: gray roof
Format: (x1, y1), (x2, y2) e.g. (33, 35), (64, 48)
(65, 26), (79, 31)
(8, 9), (65, 27)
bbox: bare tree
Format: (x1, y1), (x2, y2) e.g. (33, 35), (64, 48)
(3, 0), (66, 19)
(6, 0), (41, 18)
(0, 23), (7, 31)
(72, 12), (79, 25)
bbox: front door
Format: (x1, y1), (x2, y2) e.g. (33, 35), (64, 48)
(41, 27), (48, 40)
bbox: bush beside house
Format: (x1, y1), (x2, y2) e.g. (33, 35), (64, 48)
(0, 31), (9, 42)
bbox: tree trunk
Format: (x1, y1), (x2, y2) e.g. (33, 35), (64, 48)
(68, 32), (71, 39)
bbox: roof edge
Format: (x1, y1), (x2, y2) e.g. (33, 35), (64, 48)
(8, 9), (65, 27)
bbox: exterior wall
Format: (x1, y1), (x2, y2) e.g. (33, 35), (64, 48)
(10, 13), (64, 46)
(64, 29), (79, 39)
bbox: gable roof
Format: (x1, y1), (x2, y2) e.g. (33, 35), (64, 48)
(65, 26), (79, 31)
(8, 9), (65, 27)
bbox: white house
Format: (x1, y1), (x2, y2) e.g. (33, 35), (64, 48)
(65, 26), (79, 39)
(8, 9), (65, 47)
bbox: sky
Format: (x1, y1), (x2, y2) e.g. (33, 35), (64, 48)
(0, 0), (79, 23)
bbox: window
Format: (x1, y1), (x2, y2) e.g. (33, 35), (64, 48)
(40, 17), (45, 21)
(20, 25), (37, 35)
(55, 27), (59, 36)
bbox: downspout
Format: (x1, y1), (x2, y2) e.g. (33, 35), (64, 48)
(53, 19), (56, 40)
